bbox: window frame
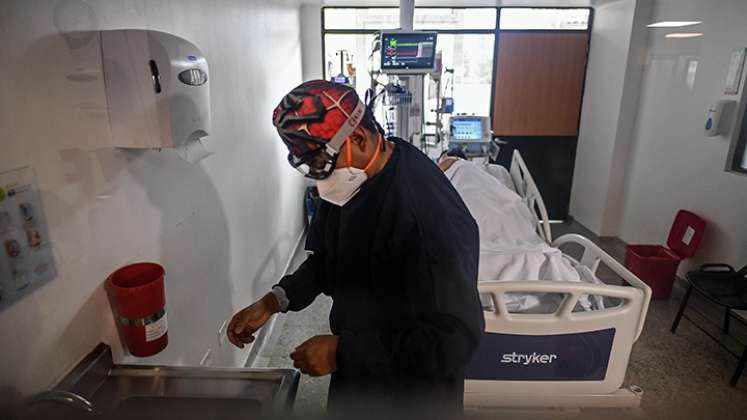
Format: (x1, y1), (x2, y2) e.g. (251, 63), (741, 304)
(321, 6), (499, 78)
(726, 109), (747, 176)
(320, 6), (594, 126)
(497, 7), (593, 32)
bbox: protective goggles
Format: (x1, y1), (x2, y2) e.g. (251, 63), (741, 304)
(287, 146), (340, 180)
(283, 98), (367, 180)
(288, 131), (383, 180)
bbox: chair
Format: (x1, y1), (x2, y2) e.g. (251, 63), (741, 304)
(670, 263), (747, 386)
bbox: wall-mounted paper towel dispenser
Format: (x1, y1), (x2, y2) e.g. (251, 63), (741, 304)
(101, 30), (212, 163)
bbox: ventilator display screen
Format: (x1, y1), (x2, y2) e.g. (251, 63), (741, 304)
(451, 118), (484, 140)
(381, 32), (437, 73)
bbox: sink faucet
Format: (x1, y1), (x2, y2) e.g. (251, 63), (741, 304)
(26, 390), (100, 415)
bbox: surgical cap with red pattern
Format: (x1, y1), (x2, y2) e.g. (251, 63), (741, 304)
(272, 80), (362, 157)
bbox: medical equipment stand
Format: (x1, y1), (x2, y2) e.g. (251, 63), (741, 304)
(393, 75), (424, 145)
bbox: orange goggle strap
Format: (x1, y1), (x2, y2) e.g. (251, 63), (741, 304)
(344, 133), (383, 171)
(346, 137), (353, 166)
(364, 135), (383, 172)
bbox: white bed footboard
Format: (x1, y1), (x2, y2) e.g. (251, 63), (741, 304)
(552, 233), (652, 341)
(464, 234), (653, 407)
(509, 150), (552, 243)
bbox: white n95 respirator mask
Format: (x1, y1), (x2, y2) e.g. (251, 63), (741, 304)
(316, 167), (368, 207)
(317, 135), (383, 207)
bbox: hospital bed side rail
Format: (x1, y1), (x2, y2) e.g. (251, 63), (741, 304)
(464, 235), (651, 407)
(509, 150), (552, 243)
(473, 279), (645, 397)
(479, 281), (644, 327)
(552, 233), (652, 341)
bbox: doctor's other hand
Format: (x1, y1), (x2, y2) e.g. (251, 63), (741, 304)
(290, 335), (339, 377)
(227, 292), (280, 349)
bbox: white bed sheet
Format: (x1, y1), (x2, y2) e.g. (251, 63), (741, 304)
(480, 163), (516, 193)
(444, 159), (598, 312)
(445, 160), (538, 248)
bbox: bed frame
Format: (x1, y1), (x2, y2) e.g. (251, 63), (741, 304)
(465, 234), (652, 409)
(466, 152), (653, 410)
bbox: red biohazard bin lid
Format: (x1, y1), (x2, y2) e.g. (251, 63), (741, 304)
(666, 210), (706, 259)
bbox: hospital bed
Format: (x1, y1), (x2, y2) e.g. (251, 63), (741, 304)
(460, 151), (653, 409)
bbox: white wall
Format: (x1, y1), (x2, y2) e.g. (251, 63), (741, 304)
(570, 0), (652, 235)
(0, 0), (305, 398)
(619, 0), (747, 270)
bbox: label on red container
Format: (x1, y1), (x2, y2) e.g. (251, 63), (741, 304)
(145, 312), (168, 342)
(682, 226), (695, 245)
(119, 308), (168, 342)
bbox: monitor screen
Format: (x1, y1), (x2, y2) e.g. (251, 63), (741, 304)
(380, 32), (437, 73)
(451, 118), (484, 140)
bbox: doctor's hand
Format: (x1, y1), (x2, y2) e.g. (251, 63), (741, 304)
(290, 335), (339, 377)
(227, 293), (280, 349)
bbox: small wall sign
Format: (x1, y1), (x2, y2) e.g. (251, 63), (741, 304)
(0, 166), (57, 311)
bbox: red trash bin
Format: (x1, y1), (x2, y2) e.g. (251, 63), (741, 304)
(625, 210), (706, 299)
(106, 262), (168, 357)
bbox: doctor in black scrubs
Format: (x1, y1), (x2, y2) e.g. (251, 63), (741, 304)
(228, 80), (484, 414)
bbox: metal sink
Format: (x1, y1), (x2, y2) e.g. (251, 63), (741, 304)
(24, 344), (299, 419)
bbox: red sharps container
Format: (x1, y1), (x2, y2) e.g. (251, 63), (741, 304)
(106, 262), (168, 357)
(625, 210), (706, 299)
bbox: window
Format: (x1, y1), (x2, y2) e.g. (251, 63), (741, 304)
(323, 8), (399, 30)
(322, 7), (498, 115)
(322, 7), (498, 31)
(414, 8), (497, 30)
(321, 7), (592, 134)
(323, 33), (377, 99)
(499, 8), (590, 30)
(728, 108), (747, 174)
(423, 33), (495, 128)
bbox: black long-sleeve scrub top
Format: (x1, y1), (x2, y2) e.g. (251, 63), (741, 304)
(277, 138), (484, 412)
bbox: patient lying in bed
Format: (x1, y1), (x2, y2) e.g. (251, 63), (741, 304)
(439, 156), (602, 312)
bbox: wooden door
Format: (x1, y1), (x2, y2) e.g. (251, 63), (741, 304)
(492, 32), (589, 136)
